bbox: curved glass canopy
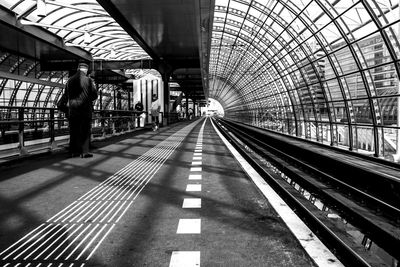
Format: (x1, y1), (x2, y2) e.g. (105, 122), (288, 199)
(1, 0), (150, 60)
(209, 0), (400, 160)
(0, 0), (152, 124)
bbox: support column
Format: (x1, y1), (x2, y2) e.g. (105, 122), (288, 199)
(186, 91), (189, 120)
(162, 71), (170, 126)
(113, 89), (116, 110)
(127, 87), (131, 110)
(18, 108), (29, 156)
(192, 98), (197, 118)
(49, 109), (57, 150)
(98, 85), (102, 110)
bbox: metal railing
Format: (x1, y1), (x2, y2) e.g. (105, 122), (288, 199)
(0, 106), (154, 159)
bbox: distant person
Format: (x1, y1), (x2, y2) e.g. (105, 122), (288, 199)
(188, 108), (194, 120)
(134, 101), (144, 127)
(59, 62), (98, 158)
(150, 94), (161, 131)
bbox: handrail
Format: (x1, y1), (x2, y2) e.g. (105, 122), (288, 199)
(0, 106), (157, 158)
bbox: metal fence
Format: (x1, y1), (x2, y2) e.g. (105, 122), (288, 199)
(0, 106), (158, 159)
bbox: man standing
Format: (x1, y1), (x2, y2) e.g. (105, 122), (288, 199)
(134, 100), (144, 127)
(150, 94), (161, 131)
(63, 62), (98, 158)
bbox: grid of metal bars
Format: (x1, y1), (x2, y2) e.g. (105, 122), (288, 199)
(209, 0), (400, 161)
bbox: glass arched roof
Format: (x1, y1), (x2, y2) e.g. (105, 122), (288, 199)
(0, 0), (150, 61)
(209, 0), (400, 160)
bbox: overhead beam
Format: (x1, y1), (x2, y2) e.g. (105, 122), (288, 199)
(169, 59), (200, 69)
(92, 59), (157, 70)
(94, 69), (128, 84)
(96, 0), (161, 63)
(20, 19), (132, 40)
(91, 59), (200, 74)
(0, 70), (64, 88)
(195, 0), (215, 99)
(0, 5), (91, 62)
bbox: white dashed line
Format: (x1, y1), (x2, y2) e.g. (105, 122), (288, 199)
(186, 184), (202, 192)
(176, 219), (201, 234)
(169, 251), (200, 267)
(170, 118), (206, 267)
(182, 198), (201, 208)
(188, 174), (202, 180)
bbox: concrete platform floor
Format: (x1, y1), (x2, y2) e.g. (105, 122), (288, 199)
(0, 118), (316, 266)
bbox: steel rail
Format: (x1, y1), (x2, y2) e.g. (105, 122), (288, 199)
(214, 118), (400, 266)
(221, 121), (400, 217)
(221, 120), (400, 209)
(213, 118), (372, 267)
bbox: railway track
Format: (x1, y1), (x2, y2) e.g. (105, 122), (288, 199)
(214, 118), (400, 267)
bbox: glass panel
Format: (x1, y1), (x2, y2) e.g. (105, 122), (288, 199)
(383, 23), (400, 59)
(378, 96), (398, 126)
(371, 1), (399, 27)
(338, 124), (350, 147)
(352, 98), (373, 124)
(383, 127), (397, 160)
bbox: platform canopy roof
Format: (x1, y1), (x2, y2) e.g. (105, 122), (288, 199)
(96, 0), (214, 101)
(0, 0), (150, 61)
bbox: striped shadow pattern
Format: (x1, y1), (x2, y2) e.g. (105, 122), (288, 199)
(0, 120), (202, 267)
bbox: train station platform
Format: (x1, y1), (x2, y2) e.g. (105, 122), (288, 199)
(0, 118), (341, 267)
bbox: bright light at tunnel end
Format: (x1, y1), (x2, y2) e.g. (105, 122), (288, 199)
(203, 98), (224, 117)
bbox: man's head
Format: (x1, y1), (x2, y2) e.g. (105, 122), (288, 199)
(152, 94), (157, 101)
(77, 62), (89, 74)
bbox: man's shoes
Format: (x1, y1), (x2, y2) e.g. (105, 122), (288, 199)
(80, 153), (93, 158)
(70, 153), (80, 158)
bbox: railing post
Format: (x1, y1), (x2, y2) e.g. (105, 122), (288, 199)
(128, 112), (132, 131)
(111, 113), (116, 134)
(18, 107), (29, 156)
(49, 109), (57, 150)
(101, 111), (106, 138)
(57, 112), (62, 130)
